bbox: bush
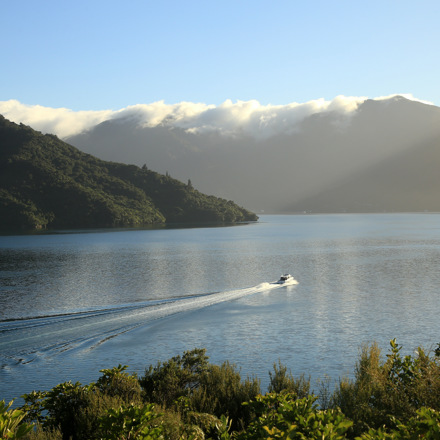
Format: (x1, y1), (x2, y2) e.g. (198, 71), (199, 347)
(141, 349), (261, 432)
(358, 407), (440, 439)
(0, 400), (33, 439)
(21, 366), (143, 440)
(190, 361), (261, 431)
(95, 364), (142, 403)
(331, 339), (440, 436)
(24, 425), (62, 440)
(98, 403), (164, 440)
(268, 360), (310, 397)
(140, 348), (210, 407)
(236, 393), (353, 440)
(3, 342), (439, 439)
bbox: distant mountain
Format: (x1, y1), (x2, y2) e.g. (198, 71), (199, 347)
(66, 96), (440, 213)
(0, 116), (258, 231)
(286, 135), (440, 213)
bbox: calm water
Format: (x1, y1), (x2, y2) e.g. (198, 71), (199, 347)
(1, 214), (440, 403)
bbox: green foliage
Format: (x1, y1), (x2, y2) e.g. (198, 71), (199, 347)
(2, 342), (439, 439)
(0, 115), (257, 231)
(237, 393), (353, 440)
(316, 375), (333, 410)
(173, 400), (229, 440)
(190, 361), (261, 431)
(357, 407), (440, 439)
(98, 403), (164, 440)
(0, 189), (52, 230)
(109, 162), (258, 223)
(22, 381), (100, 440)
(0, 400), (33, 439)
(331, 343), (385, 434)
(215, 415), (233, 440)
(24, 425), (63, 440)
(95, 364), (142, 403)
(141, 349), (260, 432)
(21, 366), (144, 440)
(331, 339), (440, 436)
(140, 348), (210, 407)
(268, 360), (310, 398)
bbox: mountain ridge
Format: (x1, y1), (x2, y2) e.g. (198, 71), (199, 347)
(0, 115), (258, 231)
(66, 96), (440, 213)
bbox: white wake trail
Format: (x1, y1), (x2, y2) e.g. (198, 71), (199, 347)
(129, 281), (296, 323)
(0, 280), (298, 363)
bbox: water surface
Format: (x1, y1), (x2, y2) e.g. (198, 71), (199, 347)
(1, 214), (440, 403)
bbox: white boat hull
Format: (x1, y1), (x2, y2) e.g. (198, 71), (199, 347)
(273, 274), (298, 286)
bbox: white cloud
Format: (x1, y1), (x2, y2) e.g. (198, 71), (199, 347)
(109, 96), (368, 140)
(0, 100), (113, 138)
(0, 94), (429, 140)
(112, 101), (215, 128)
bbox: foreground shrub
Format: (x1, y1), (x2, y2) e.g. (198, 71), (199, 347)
(189, 361), (261, 431)
(331, 339), (440, 436)
(2, 341), (438, 439)
(98, 403), (164, 440)
(358, 407), (440, 439)
(140, 348), (210, 407)
(236, 393), (353, 440)
(141, 349), (261, 432)
(22, 382), (123, 440)
(21, 366), (142, 440)
(0, 400), (33, 439)
(95, 364), (142, 403)
(24, 425), (62, 440)
(268, 360), (310, 397)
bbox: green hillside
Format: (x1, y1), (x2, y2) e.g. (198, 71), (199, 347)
(0, 116), (258, 231)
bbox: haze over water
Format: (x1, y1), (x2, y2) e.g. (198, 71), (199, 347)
(1, 214), (440, 403)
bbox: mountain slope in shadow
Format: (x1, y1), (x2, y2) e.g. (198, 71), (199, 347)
(0, 116), (258, 231)
(67, 96), (440, 213)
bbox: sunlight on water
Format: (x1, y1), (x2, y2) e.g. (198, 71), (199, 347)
(1, 213), (440, 403)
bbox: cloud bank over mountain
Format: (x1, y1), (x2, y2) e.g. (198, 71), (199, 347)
(0, 94), (430, 140)
(2, 95), (440, 213)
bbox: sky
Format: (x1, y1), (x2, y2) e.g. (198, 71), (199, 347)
(1, 0), (440, 112)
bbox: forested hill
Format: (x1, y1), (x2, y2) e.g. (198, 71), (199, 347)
(0, 115), (258, 231)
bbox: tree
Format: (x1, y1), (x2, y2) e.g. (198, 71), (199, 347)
(140, 348), (209, 407)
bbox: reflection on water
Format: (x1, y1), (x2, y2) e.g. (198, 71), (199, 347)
(1, 214), (440, 403)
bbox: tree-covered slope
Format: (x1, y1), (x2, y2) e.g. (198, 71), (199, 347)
(0, 116), (258, 231)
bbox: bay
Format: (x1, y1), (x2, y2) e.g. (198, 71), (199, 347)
(1, 213), (440, 404)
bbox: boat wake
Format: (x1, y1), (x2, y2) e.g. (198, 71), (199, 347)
(0, 280), (296, 366)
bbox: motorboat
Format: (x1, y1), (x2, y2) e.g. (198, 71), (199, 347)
(275, 274), (297, 285)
